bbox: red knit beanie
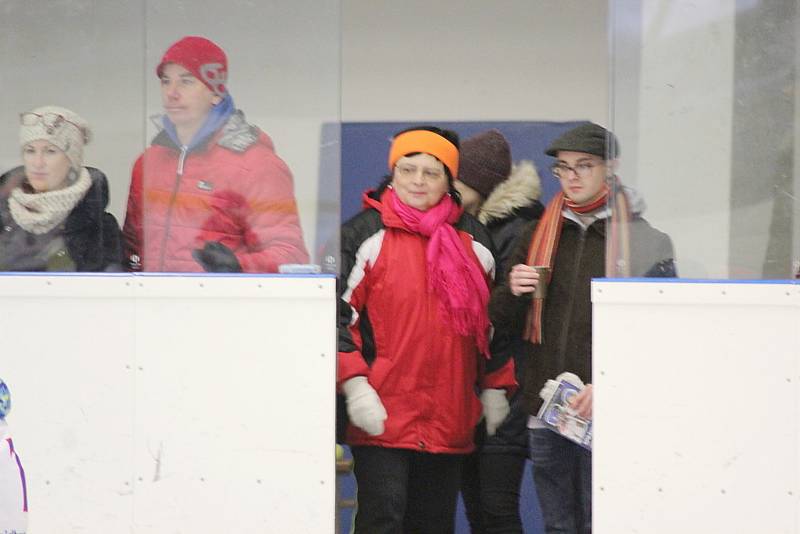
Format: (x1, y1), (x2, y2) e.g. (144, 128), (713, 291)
(157, 36), (228, 97)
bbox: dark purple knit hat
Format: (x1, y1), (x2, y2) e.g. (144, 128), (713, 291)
(458, 129), (512, 198)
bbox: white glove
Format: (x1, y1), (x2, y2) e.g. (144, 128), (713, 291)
(539, 372), (584, 402)
(342, 376), (387, 436)
(480, 388), (510, 437)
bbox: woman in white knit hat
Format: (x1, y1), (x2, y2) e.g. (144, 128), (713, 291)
(0, 105), (122, 271)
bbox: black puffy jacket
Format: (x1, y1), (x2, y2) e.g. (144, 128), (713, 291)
(0, 166), (123, 272)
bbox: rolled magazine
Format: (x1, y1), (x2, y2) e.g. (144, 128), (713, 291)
(537, 379), (592, 450)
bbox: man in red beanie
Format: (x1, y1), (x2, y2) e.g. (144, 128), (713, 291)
(122, 35), (309, 272)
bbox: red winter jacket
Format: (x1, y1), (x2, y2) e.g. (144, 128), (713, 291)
(122, 111), (308, 272)
(338, 190), (517, 454)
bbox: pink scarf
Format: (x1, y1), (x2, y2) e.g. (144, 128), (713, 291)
(389, 189), (490, 355)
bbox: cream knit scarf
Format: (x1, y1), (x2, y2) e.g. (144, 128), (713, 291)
(8, 168), (92, 235)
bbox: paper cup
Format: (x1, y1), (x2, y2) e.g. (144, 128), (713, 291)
(531, 265), (551, 299)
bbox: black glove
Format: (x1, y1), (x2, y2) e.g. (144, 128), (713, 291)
(192, 241), (242, 273)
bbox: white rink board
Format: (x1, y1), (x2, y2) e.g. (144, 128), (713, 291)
(0, 274), (336, 534)
(592, 280), (800, 534)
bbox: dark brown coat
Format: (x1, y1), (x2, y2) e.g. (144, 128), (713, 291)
(489, 215), (675, 415)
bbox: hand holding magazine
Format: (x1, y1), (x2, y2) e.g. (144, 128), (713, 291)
(537, 372), (592, 450)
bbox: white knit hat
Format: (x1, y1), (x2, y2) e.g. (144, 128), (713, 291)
(19, 105), (92, 170)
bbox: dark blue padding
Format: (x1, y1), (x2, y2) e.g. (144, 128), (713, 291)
(340, 120), (586, 222)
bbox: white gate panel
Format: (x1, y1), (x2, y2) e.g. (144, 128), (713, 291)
(593, 280), (800, 534)
(0, 274), (335, 534)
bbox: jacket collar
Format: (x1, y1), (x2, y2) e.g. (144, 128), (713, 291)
(561, 183), (646, 233)
(151, 109), (259, 154)
(478, 160), (542, 225)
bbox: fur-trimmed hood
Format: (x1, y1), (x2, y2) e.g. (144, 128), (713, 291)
(478, 160), (542, 226)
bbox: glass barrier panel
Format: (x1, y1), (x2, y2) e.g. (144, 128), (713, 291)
(0, 2), (144, 274)
(1, 2), (341, 534)
(136, 1), (341, 275)
(609, 0), (799, 279)
(0, 4), (145, 532)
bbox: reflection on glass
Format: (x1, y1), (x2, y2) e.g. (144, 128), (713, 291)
(610, 0), (799, 279)
(0, 105), (123, 272)
(122, 36), (309, 273)
(539, 122), (676, 280)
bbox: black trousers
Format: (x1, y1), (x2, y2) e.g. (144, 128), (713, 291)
(461, 447), (526, 533)
(351, 446), (464, 534)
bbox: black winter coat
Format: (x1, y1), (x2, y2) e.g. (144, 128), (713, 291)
(489, 214), (676, 417)
(0, 166), (123, 272)
(474, 160), (545, 454)
(485, 202), (544, 278)
(475, 203), (544, 454)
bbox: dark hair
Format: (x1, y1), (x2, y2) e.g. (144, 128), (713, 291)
(392, 125), (460, 181)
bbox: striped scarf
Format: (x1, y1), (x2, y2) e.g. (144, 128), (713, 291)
(523, 180), (631, 343)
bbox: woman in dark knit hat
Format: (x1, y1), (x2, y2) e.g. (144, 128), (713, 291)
(457, 129), (545, 533)
(337, 126), (516, 534)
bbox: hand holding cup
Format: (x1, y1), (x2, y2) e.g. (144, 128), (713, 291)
(509, 264), (551, 298)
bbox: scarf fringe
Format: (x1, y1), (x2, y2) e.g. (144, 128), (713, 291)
(428, 260), (490, 355)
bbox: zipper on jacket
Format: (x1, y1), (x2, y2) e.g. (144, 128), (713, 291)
(555, 225), (586, 369)
(176, 145), (188, 177)
(158, 145), (188, 270)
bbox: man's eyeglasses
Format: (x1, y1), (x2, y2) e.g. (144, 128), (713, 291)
(19, 112), (88, 142)
(394, 164), (445, 181)
(550, 160), (603, 179)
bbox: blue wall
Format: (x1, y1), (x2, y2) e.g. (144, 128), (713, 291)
(340, 120), (584, 221)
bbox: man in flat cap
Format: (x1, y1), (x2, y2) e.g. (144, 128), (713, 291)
(489, 122), (676, 534)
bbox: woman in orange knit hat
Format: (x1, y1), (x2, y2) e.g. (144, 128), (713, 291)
(337, 125), (517, 534)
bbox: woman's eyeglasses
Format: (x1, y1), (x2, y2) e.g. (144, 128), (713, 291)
(19, 112), (88, 142)
(394, 164), (445, 181)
